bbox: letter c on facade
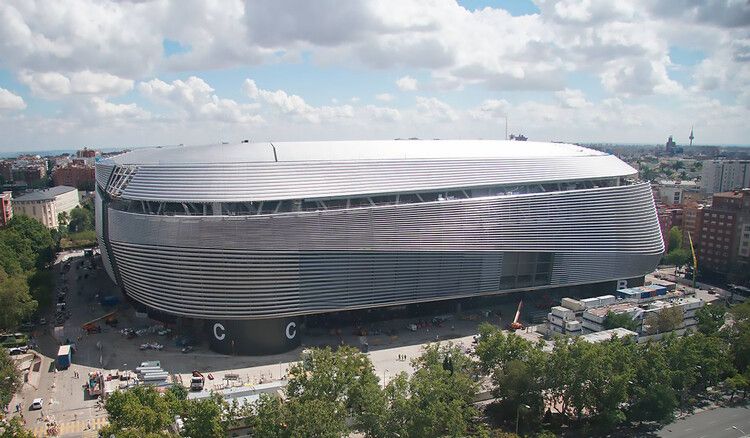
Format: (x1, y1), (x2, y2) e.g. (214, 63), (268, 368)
(213, 323), (226, 341)
(286, 322), (297, 339)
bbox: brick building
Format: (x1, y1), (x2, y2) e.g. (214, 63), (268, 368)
(0, 191), (12, 227)
(687, 189), (750, 277)
(52, 165), (96, 190)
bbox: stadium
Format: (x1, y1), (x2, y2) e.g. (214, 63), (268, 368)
(95, 140), (664, 355)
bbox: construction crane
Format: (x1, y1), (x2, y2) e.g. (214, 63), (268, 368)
(508, 300), (524, 331)
(688, 231), (698, 289)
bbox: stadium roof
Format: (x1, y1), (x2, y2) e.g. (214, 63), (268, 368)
(108, 140), (607, 165)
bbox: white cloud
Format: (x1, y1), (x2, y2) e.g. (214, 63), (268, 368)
(396, 76), (418, 91)
(469, 99), (510, 121)
(89, 97), (150, 121)
(244, 78), (355, 124)
(375, 93), (394, 102)
(18, 70), (134, 99)
(554, 88), (593, 108)
(0, 87), (26, 110)
(415, 96), (458, 122)
(141, 76), (263, 124)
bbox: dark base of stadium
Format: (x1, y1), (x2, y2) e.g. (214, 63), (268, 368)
(129, 276), (644, 356)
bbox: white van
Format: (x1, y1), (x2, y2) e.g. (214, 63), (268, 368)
(30, 398), (43, 410)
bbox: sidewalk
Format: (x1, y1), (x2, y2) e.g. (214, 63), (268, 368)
(28, 416), (108, 437)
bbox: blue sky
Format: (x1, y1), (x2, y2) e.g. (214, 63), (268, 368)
(0, 0), (748, 152)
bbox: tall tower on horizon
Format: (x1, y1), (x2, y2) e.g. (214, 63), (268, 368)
(689, 126), (694, 147)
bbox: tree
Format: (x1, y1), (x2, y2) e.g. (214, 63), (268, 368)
(182, 395), (228, 438)
(5, 216), (55, 268)
(0, 268), (37, 331)
(0, 348), (22, 408)
(668, 227), (683, 251)
(664, 248), (691, 267)
(644, 307), (683, 335)
(0, 416), (35, 438)
(405, 343), (480, 437)
(285, 345), (382, 437)
(603, 311), (638, 332)
(247, 394), (289, 438)
(68, 203), (95, 233)
(103, 386), (176, 435)
(627, 342), (677, 425)
(57, 211), (70, 229)
(474, 323), (537, 374)
(727, 303), (750, 373)
(696, 304), (726, 335)
(285, 398), (346, 438)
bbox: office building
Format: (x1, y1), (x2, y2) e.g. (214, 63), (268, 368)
(14, 186), (79, 229)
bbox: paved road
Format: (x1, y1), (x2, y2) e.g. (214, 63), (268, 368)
(658, 406), (750, 438)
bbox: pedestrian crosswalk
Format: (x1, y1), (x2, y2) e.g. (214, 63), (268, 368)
(29, 416), (108, 437)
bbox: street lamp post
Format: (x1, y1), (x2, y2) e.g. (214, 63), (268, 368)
(732, 425), (747, 435)
(516, 404), (530, 435)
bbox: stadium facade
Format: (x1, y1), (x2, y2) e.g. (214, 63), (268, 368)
(95, 140), (664, 355)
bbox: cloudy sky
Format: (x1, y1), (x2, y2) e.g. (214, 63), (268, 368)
(0, 0), (749, 153)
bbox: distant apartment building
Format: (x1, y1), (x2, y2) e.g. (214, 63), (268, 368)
(687, 189), (750, 276)
(655, 180), (699, 205)
(0, 191), (12, 227)
(0, 161), (11, 182)
(52, 165), (96, 190)
(701, 160), (750, 194)
(13, 186), (79, 229)
(656, 204), (684, 251)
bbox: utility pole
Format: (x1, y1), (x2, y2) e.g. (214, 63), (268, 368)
(505, 116), (508, 140)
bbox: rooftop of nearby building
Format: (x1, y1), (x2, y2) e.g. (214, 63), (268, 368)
(713, 188), (750, 199)
(658, 180), (698, 187)
(580, 328), (638, 343)
(14, 186), (77, 202)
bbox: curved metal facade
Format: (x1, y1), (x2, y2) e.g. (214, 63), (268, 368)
(96, 140), (663, 321)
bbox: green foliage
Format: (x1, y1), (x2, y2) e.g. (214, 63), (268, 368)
(668, 226), (683, 251)
(0, 416), (35, 438)
(0, 348), (22, 408)
(696, 304), (726, 335)
(243, 344), (481, 438)
(727, 302), (750, 373)
(6, 215), (55, 268)
(0, 215), (56, 330)
(664, 248), (691, 267)
(627, 342), (677, 424)
(68, 201), (95, 233)
(182, 395), (228, 438)
(0, 268), (36, 331)
(603, 311), (638, 332)
(644, 306), (684, 335)
(405, 343), (480, 437)
(104, 386), (177, 434)
(474, 322), (539, 374)
(60, 230), (97, 250)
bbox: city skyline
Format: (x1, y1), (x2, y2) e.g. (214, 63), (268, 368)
(0, 0), (749, 153)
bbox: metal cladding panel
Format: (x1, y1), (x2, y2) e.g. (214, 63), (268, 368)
(95, 162), (114, 190)
(104, 183), (664, 319)
(108, 183), (662, 254)
(115, 155), (636, 202)
(94, 190), (116, 282)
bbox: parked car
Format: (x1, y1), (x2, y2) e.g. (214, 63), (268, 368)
(30, 398), (43, 410)
(8, 346), (29, 355)
(181, 346), (194, 354)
